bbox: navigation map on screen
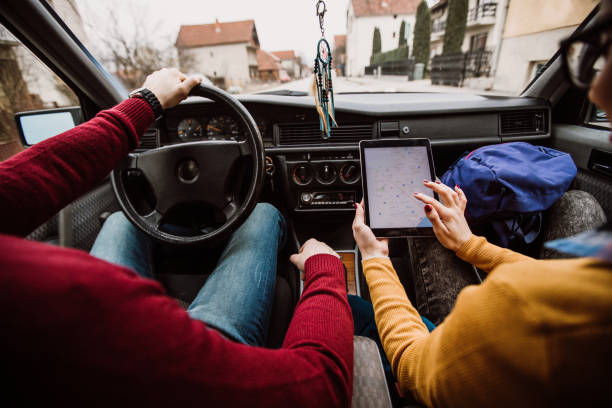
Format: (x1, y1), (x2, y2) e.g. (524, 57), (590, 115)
(364, 146), (434, 229)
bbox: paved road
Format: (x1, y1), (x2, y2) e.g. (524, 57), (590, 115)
(247, 76), (512, 96)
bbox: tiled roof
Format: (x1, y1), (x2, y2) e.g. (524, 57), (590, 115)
(271, 50), (296, 60)
(334, 35), (347, 48)
(175, 19), (258, 48)
(257, 50), (281, 71)
(352, 0), (419, 16)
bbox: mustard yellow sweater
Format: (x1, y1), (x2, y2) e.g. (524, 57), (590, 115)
(362, 235), (612, 408)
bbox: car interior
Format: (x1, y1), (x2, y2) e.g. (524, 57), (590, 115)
(1, 1), (611, 407)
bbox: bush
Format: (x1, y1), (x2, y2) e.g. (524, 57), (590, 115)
(443, 0), (469, 54)
(370, 45), (409, 65)
(413, 1), (431, 71)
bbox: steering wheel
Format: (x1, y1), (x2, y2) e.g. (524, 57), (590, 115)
(111, 84), (265, 246)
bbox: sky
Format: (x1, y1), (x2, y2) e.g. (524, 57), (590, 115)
(76, 0), (352, 65)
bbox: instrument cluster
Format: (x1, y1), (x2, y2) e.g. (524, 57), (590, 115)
(169, 114), (268, 142)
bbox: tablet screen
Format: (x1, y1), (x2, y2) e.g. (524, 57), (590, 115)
(363, 146), (434, 229)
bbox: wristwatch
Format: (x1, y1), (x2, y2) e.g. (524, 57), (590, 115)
(129, 87), (164, 119)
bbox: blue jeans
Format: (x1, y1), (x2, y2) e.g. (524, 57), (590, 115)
(90, 203), (286, 346)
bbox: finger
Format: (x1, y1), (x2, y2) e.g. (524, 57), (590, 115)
(413, 192), (450, 216)
(289, 253), (302, 269)
(424, 204), (449, 235)
(180, 76), (201, 94)
(424, 180), (459, 207)
(455, 185), (467, 210)
(354, 202), (365, 224)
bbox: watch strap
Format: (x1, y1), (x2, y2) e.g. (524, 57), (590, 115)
(129, 88), (163, 119)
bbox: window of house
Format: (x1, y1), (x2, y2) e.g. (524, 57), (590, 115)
(0, 24), (78, 162)
(469, 33), (488, 52)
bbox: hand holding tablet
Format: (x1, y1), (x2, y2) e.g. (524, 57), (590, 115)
(360, 139), (439, 237)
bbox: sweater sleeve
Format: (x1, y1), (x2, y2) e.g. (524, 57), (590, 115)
(0, 237), (353, 407)
(0, 98), (153, 236)
(455, 234), (533, 274)
(361, 258), (430, 377)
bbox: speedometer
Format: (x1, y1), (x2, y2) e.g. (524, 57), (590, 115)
(177, 118), (202, 139)
(206, 115), (242, 140)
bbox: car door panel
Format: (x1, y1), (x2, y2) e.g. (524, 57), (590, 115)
(552, 124), (612, 218)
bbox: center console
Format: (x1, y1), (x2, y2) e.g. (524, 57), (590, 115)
(276, 150), (363, 212)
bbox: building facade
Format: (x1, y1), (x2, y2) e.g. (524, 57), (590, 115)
(175, 20), (260, 88)
(493, 0), (598, 93)
(430, 0), (509, 78)
(346, 0), (420, 77)
(271, 50), (301, 79)
(256, 49), (281, 81)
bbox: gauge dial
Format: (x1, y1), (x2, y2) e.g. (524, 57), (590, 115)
(339, 162), (361, 184)
(177, 118), (202, 139)
(206, 115), (242, 140)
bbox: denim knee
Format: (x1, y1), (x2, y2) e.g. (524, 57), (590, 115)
(102, 212), (131, 230)
(248, 203), (286, 245)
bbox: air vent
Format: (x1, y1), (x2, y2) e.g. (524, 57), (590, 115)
(278, 123), (373, 145)
(138, 127), (159, 150)
(500, 110), (548, 136)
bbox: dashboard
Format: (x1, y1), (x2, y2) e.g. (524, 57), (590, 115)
(147, 92), (551, 214)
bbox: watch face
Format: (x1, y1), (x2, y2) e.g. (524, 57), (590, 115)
(129, 87), (146, 98)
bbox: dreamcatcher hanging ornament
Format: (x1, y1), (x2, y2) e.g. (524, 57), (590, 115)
(313, 0), (337, 139)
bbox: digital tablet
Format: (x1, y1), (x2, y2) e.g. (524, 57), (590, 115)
(360, 139), (438, 237)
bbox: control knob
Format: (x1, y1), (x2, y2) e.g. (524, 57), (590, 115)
(316, 162), (337, 184)
(340, 162), (360, 184)
(292, 164), (313, 185)
(300, 192), (313, 204)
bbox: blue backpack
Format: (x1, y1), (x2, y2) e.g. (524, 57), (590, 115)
(441, 142), (577, 248)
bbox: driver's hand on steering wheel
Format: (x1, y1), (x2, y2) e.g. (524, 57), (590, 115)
(290, 238), (340, 276)
(141, 68), (204, 109)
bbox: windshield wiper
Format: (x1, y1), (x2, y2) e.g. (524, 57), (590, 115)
(258, 90), (308, 96)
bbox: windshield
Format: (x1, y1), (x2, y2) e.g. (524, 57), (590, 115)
(56, 0), (597, 96)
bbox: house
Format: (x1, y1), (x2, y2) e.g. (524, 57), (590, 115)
(345, 0), (420, 77)
(271, 50), (301, 79)
(430, 0), (509, 78)
(256, 49), (281, 81)
(429, 0), (447, 58)
(175, 19), (260, 88)
(333, 35), (347, 76)
(493, 0), (598, 93)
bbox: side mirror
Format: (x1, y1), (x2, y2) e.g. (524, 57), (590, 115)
(14, 107), (82, 147)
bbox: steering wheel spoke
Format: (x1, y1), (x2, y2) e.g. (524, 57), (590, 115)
(238, 139), (253, 157)
(222, 200), (240, 221)
(143, 209), (163, 229)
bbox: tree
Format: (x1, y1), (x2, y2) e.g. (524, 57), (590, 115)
(372, 27), (382, 57)
(398, 20), (407, 47)
(413, 1), (432, 70)
(443, 0), (469, 54)
(82, 4), (178, 91)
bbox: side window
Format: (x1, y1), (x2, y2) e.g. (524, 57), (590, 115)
(0, 24), (78, 162)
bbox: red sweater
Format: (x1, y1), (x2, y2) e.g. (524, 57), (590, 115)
(0, 99), (353, 406)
